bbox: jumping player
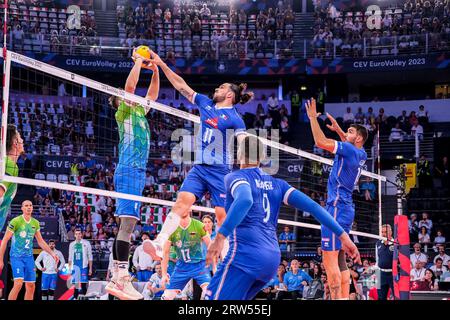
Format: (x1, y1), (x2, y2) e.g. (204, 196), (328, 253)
(305, 98), (368, 300)
(0, 125), (24, 232)
(0, 200), (58, 300)
(144, 52), (250, 260)
(160, 213), (211, 300)
(204, 136), (360, 300)
(105, 48), (160, 300)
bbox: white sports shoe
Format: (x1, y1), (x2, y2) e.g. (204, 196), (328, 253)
(143, 239), (163, 260)
(105, 275), (143, 300)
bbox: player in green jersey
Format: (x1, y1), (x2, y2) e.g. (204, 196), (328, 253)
(161, 212), (211, 300)
(0, 200), (58, 300)
(105, 48), (160, 300)
(0, 125), (24, 232)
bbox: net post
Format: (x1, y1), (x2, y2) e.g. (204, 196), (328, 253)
(0, 49), (11, 179)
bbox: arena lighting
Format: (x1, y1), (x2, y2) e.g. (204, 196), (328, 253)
(301, 86), (307, 91)
(396, 155), (404, 159)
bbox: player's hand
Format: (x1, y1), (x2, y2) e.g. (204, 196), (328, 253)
(131, 47), (143, 62)
(301, 281), (308, 286)
(326, 113), (343, 133)
(305, 98), (320, 119)
(42, 268), (47, 272)
(142, 59), (158, 71)
(206, 234), (225, 267)
(340, 233), (361, 264)
(51, 253), (59, 265)
(89, 269), (93, 276)
(148, 51), (164, 66)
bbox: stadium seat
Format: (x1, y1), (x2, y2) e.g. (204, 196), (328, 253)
(46, 174), (57, 182)
(58, 174), (69, 184)
(35, 173), (46, 180)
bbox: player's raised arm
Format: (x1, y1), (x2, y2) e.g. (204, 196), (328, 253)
(125, 48), (145, 94)
(145, 62), (160, 102)
(148, 51), (195, 103)
(305, 98), (336, 153)
(326, 113), (347, 142)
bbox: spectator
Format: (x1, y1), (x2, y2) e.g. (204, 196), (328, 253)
(423, 269), (439, 291)
(441, 260), (450, 281)
(199, 4), (211, 19)
(417, 105), (429, 124)
(58, 83), (67, 97)
(201, 193), (212, 208)
(264, 114), (273, 130)
(409, 213), (420, 243)
(389, 123), (405, 142)
(343, 107), (354, 125)
(354, 107), (364, 124)
(360, 177), (376, 201)
(410, 121), (424, 141)
(417, 156), (432, 188)
(397, 110), (409, 131)
(418, 226), (431, 248)
(434, 230), (446, 246)
(433, 244), (450, 265)
(365, 107), (375, 123)
(410, 243), (428, 268)
(259, 264), (286, 300)
(279, 226), (296, 255)
(278, 259), (312, 300)
(430, 257), (448, 280)
(157, 163), (170, 183)
(418, 212), (433, 234)
(169, 166), (181, 184)
(132, 232), (157, 282)
(142, 217), (156, 239)
(313, 246), (323, 264)
(410, 261), (426, 281)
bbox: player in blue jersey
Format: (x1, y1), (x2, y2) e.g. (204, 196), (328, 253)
(305, 98), (368, 300)
(143, 52), (251, 261)
(204, 135), (360, 300)
(105, 48), (160, 300)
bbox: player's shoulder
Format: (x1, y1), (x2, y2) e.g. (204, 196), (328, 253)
(191, 218), (204, 228)
(31, 217), (40, 225)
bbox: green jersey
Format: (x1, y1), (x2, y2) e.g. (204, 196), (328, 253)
(8, 215), (40, 257)
(169, 218), (207, 264)
(115, 101), (150, 169)
(0, 156), (19, 231)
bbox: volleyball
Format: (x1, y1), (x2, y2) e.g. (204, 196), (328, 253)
(134, 45), (152, 67)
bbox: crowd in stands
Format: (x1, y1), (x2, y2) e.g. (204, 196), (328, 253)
(312, 0), (450, 58)
(6, 0), (98, 55)
(117, 0), (295, 59)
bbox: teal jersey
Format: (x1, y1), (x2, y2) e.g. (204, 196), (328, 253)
(8, 215), (40, 258)
(0, 157), (19, 231)
(73, 242), (83, 265)
(169, 218), (207, 264)
(115, 101), (151, 169)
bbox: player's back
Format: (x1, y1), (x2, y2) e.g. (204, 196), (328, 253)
(224, 168), (293, 254)
(327, 141), (367, 206)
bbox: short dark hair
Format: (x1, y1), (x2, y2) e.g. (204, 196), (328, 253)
(239, 135), (266, 165)
(202, 214), (214, 222)
(48, 239), (56, 244)
(436, 257), (443, 263)
(6, 124), (19, 153)
(350, 124), (368, 144)
(229, 83), (254, 105)
(141, 232), (150, 239)
(74, 228), (82, 233)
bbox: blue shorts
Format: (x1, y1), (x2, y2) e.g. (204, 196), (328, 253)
(41, 273), (58, 290)
(72, 265), (89, 284)
(137, 270), (153, 282)
(114, 165), (146, 220)
(167, 261), (211, 291)
(10, 256), (36, 282)
(179, 164), (229, 207)
(321, 204), (355, 251)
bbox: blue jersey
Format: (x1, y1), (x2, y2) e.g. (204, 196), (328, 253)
(327, 141), (367, 206)
(283, 270), (312, 292)
(223, 167), (295, 273)
(193, 93), (246, 169)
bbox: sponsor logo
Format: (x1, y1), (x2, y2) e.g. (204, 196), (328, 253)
(220, 114), (228, 120)
(205, 117), (219, 129)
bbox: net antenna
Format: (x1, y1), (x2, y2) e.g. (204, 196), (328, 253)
(0, 49), (387, 241)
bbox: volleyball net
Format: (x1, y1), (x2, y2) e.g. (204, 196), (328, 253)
(0, 50), (387, 250)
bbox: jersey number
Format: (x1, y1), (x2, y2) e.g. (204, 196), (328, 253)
(25, 239), (31, 249)
(180, 249), (191, 262)
(203, 128), (214, 144)
(263, 193), (271, 223)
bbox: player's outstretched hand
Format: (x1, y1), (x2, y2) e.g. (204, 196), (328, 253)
(206, 234), (225, 268)
(326, 113), (340, 132)
(340, 233), (361, 265)
(148, 51), (164, 66)
(161, 274), (170, 287)
(305, 98), (321, 119)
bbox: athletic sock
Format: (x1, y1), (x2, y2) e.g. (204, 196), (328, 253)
(115, 240), (130, 262)
(48, 290), (54, 300)
(157, 212), (181, 242)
